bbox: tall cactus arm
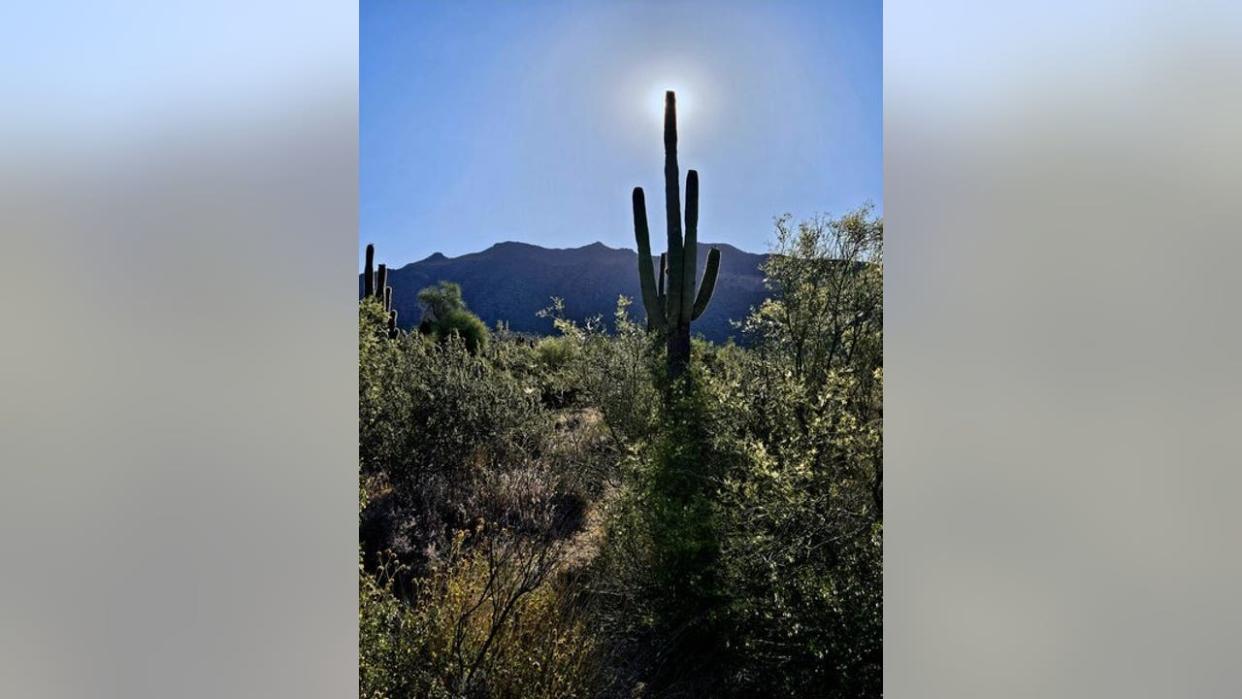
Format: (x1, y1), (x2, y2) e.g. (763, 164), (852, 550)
(377, 265), (388, 302)
(383, 286), (392, 312)
(690, 247), (721, 321)
(663, 91), (684, 325)
(364, 244), (375, 297)
(632, 187), (665, 329)
(681, 169), (699, 323)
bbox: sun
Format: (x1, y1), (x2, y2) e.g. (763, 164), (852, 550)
(648, 84), (692, 126)
(618, 66), (711, 140)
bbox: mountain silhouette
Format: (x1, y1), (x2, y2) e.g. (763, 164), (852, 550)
(360, 241), (769, 343)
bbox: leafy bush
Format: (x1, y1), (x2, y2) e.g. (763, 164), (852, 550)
(360, 293), (609, 698)
(714, 207), (883, 696)
(360, 300), (551, 576)
(361, 539), (600, 698)
(417, 281), (491, 353)
(540, 296), (661, 447)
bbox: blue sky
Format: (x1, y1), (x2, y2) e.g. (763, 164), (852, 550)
(361, 0), (881, 266)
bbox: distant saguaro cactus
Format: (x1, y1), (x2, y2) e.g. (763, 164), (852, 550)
(633, 91), (722, 378)
(362, 244), (400, 339)
(364, 244), (376, 298)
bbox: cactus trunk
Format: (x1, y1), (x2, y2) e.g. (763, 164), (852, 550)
(364, 244), (375, 298)
(663, 92), (684, 329)
(631, 91), (722, 379)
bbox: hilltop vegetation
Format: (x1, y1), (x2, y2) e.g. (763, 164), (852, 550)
(359, 206), (882, 697)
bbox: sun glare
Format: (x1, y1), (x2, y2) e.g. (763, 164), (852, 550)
(649, 84), (692, 126)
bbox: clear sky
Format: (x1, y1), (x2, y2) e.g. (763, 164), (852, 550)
(361, 0), (881, 266)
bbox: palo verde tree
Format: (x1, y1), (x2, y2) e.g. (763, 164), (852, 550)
(416, 281), (489, 353)
(633, 91), (721, 379)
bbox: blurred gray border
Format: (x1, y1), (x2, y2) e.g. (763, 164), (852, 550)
(1, 2), (357, 696)
(886, 1), (1242, 696)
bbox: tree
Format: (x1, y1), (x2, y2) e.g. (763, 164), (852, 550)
(417, 281), (490, 353)
(711, 206), (883, 695)
(747, 205), (882, 388)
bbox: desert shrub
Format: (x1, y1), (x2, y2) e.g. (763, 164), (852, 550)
(585, 364), (760, 697)
(589, 352), (881, 698)
(361, 531), (601, 698)
(541, 296), (661, 447)
(742, 206), (883, 402)
(416, 281), (491, 353)
(535, 335), (577, 368)
(360, 297), (406, 476)
(708, 361), (882, 696)
(530, 336), (580, 408)
(435, 308), (490, 353)
(710, 207), (883, 696)
(360, 301), (552, 572)
(361, 331), (545, 481)
(360, 287), (609, 698)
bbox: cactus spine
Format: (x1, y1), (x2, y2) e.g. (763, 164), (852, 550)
(632, 91), (722, 378)
(364, 244), (376, 298)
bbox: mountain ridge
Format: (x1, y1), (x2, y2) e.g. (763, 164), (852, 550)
(362, 240), (770, 342)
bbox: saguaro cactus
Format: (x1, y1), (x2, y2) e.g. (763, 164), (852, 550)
(633, 91), (722, 378)
(364, 244), (376, 298)
(362, 244), (401, 338)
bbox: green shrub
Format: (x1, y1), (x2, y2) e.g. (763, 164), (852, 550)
(435, 308), (490, 353)
(361, 538), (601, 698)
(540, 296), (661, 446)
(416, 281), (491, 353)
(360, 301), (550, 574)
(535, 335), (577, 369)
